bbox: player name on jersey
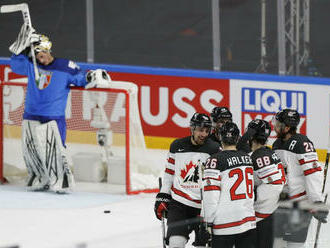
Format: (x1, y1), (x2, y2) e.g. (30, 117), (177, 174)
(227, 155), (252, 167)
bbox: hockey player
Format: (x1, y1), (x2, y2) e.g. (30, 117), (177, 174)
(9, 23), (110, 193)
(154, 113), (220, 248)
(272, 109), (328, 247)
(203, 122), (256, 248)
(209, 106), (233, 144)
(210, 106), (251, 153)
(239, 119), (285, 248)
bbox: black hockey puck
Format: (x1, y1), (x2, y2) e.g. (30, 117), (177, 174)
(104, 210), (111, 214)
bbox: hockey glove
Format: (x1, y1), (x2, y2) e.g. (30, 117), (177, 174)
(154, 192), (171, 220)
(311, 201), (329, 223)
(85, 69), (112, 89)
(192, 217), (212, 247)
(9, 23), (40, 55)
(236, 126), (256, 152)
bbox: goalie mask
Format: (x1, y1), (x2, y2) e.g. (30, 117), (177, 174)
(34, 35), (52, 53)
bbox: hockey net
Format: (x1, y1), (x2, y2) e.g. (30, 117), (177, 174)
(0, 80), (161, 194)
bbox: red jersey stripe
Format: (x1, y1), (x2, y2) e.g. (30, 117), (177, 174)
(304, 167), (322, 176)
(213, 216), (256, 229)
(168, 157), (175, 164)
(259, 171), (279, 179)
(269, 179), (284, 185)
(290, 191), (306, 199)
(299, 159), (318, 165)
(204, 176), (221, 181)
(171, 186), (201, 204)
(255, 212), (271, 219)
(204, 185), (220, 191)
(165, 168), (175, 175)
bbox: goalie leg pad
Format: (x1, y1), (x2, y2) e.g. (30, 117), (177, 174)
(22, 120), (50, 190)
(35, 121), (74, 193)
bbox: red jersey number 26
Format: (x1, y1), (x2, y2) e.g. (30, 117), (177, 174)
(229, 167), (254, 201)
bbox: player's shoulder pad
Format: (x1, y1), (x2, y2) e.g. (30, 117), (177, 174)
(169, 136), (190, 153)
(203, 138), (221, 154)
(51, 58), (81, 75)
(251, 146), (272, 159)
(215, 150), (252, 171)
(288, 133), (315, 154)
(251, 147), (280, 165)
(272, 138), (281, 150)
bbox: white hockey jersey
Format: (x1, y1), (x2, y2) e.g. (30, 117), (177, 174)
(251, 146), (285, 222)
(272, 133), (324, 203)
(161, 136), (220, 209)
(203, 150), (256, 235)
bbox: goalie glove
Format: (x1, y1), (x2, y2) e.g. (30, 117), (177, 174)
(154, 193), (171, 220)
(9, 23), (41, 55)
(85, 69), (112, 89)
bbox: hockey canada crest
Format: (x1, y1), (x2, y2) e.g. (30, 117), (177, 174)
(180, 161), (199, 183)
(37, 69), (52, 89)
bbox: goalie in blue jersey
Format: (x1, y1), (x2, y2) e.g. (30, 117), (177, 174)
(9, 23), (111, 193)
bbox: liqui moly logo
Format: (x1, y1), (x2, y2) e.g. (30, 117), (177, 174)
(241, 88), (307, 136)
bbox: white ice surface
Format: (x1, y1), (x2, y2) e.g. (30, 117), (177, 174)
(0, 184), (161, 248)
(0, 183), (330, 248)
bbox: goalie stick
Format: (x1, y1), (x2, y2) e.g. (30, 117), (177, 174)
(0, 3), (40, 82)
(314, 135), (330, 248)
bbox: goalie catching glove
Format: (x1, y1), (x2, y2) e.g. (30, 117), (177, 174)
(85, 69), (112, 89)
(9, 23), (42, 55)
(154, 192), (172, 220)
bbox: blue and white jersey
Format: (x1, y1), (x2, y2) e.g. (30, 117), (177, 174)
(10, 54), (87, 118)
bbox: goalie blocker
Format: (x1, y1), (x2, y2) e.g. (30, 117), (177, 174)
(22, 120), (74, 193)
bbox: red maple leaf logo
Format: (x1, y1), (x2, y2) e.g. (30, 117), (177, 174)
(180, 161), (196, 179)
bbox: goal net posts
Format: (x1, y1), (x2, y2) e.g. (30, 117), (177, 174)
(0, 80), (163, 194)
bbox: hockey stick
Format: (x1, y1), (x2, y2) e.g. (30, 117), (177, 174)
(0, 3), (40, 82)
(197, 159), (211, 247)
(314, 137), (330, 248)
(158, 177), (166, 248)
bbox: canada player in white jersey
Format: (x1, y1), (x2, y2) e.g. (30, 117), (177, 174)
(239, 119), (286, 248)
(272, 109), (328, 247)
(154, 113), (220, 248)
(210, 106), (251, 153)
(209, 106), (233, 144)
(203, 122), (256, 248)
